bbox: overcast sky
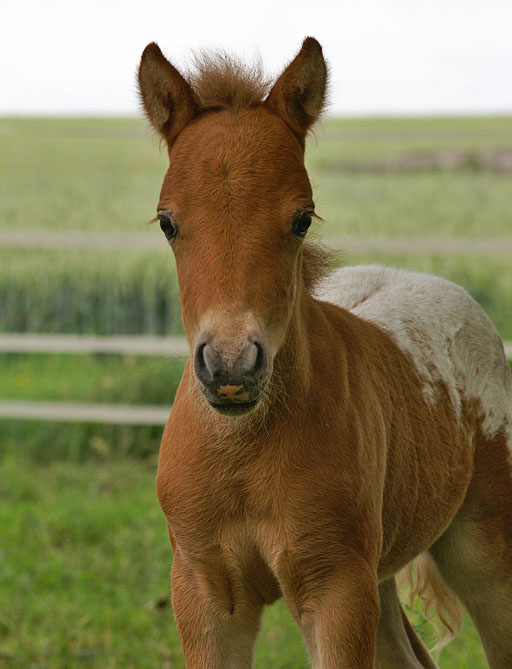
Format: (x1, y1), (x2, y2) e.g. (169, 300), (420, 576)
(1, 0), (511, 116)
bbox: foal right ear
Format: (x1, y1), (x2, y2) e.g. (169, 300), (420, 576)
(138, 43), (197, 146)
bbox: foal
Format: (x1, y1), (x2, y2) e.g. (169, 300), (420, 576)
(138, 38), (512, 668)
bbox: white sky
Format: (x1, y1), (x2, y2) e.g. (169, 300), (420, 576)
(1, 0), (511, 116)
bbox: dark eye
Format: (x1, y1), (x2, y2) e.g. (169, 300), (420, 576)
(292, 212), (313, 237)
(157, 212), (177, 241)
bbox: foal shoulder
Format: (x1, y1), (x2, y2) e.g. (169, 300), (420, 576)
(316, 265), (512, 446)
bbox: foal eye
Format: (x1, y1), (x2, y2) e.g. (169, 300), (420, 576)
(157, 212), (178, 241)
(292, 212), (313, 237)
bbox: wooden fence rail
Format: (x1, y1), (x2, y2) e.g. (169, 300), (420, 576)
(0, 333), (189, 357)
(0, 400), (169, 425)
(0, 333), (510, 359)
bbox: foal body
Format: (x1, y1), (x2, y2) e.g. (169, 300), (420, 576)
(158, 265), (511, 668)
(138, 38), (512, 668)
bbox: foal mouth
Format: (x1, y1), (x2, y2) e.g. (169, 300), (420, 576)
(208, 398), (260, 416)
(199, 379), (267, 417)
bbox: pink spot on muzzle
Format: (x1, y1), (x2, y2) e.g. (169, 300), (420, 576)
(217, 385), (251, 402)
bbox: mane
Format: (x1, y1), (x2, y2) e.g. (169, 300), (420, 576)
(187, 50), (272, 112)
(302, 241), (341, 292)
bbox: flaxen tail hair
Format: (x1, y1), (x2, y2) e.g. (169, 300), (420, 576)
(400, 553), (463, 652)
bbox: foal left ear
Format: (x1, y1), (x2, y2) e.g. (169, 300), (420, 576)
(138, 42), (197, 146)
(265, 37), (327, 144)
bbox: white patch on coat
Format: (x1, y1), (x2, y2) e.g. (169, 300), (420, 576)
(316, 265), (512, 451)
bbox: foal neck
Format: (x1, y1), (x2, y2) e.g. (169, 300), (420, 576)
(271, 282), (347, 417)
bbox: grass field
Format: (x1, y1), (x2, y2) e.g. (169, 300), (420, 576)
(1, 115), (512, 236)
(2, 115), (511, 667)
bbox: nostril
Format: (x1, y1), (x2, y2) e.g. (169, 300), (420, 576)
(239, 341), (265, 376)
(253, 342), (264, 374)
(202, 343), (219, 378)
(194, 342), (212, 382)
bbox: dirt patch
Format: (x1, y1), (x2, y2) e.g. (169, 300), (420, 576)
(324, 148), (512, 174)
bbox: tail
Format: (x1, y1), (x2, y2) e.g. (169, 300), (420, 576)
(399, 553), (463, 651)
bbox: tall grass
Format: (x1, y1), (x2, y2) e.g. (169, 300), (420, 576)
(0, 353), (184, 404)
(0, 248), (182, 335)
(1, 247), (511, 338)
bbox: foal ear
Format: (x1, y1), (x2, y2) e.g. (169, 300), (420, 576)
(265, 37), (327, 143)
(138, 42), (197, 145)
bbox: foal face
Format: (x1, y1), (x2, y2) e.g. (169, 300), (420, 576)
(158, 108), (314, 415)
(138, 37), (327, 415)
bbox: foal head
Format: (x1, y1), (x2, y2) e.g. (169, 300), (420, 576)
(139, 38), (327, 416)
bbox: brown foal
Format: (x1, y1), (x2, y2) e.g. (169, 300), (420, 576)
(138, 38), (512, 668)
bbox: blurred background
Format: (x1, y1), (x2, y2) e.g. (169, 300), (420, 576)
(1, 0), (511, 667)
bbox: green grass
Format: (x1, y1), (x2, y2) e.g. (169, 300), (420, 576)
(315, 171), (512, 238)
(0, 353), (184, 404)
(0, 118), (167, 233)
(0, 455), (178, 668)
(0, 454), (487, 668)
(0, 247), (182, 335)
(0, 353), (185, 461)
(0, 419), (163, 463)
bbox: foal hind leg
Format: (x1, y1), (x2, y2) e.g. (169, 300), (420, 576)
(429, 429), (512, 668)
(376, 578), (438, 668)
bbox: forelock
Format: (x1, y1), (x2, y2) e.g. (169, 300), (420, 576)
(187, 50), (271, 112)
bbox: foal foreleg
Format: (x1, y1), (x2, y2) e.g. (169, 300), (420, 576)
(284, 560), (380, 669)
(171, 552), (263, 668)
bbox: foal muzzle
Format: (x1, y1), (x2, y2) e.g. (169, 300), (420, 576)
(193, 336), (270, 416)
